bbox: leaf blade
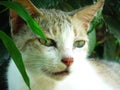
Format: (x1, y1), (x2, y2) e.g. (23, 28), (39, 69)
(105, 17), (120, 43)
(0, 1), (46, 40)
(0, 31), (31, 90)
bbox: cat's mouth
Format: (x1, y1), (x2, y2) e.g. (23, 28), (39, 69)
(51, 69), (70, 76)
(42, 68), (70, 79)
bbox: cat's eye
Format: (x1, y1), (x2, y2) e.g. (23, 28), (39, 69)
(73, 40), (85, 48)
(38, 38), (56, 47)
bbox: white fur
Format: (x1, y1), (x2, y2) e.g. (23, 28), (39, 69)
(7, 27), (112, 90)
(8, 57), (113, 90)
(7, 2), (115, 89)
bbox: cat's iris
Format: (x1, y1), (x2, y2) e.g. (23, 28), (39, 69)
(38, 38), (56, 47)
(73, 40), (85, 48)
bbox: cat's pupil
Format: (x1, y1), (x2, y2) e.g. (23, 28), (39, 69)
(73, 40), (85, 48)
(38, 38), (56, 47)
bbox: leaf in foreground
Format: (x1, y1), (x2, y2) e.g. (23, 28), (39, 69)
(0, 1), (46, 40)
(0, 31), (31, 90)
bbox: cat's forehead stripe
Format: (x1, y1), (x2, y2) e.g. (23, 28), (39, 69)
(36, 9), (73, 36)
(73, 29), (77, 36)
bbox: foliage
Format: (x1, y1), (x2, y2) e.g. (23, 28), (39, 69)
(0, 31), (31, 89)
(0, 1), (46, 40)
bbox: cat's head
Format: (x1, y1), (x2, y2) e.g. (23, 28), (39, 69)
(10, 0), (104, 80)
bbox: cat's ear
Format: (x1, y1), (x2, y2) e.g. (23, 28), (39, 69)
(71, 0), (104, 31)
(10, 0), (43, 35)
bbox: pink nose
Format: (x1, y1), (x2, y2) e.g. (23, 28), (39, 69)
(62, 58), (73, 67)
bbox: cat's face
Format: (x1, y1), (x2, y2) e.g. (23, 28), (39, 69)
(10, 0), (104, 80)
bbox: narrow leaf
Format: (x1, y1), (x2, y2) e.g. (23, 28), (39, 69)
(105, 17), (120, 43)
(0, 31), (31, 90)
(0, 1), (46, 40)
(103, 38), (116, 60)
(88, 28), (96, 54)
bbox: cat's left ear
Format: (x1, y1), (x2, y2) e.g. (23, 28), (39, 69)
(10, 0), (43, 35)
(71, 0), (104, 30)
(11, 0), (43, 16)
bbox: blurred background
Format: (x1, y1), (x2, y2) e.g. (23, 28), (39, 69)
(0, 0), (120, 90)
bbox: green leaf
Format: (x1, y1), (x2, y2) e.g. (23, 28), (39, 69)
(88, 28), (96, 54)
(0, 31), (31, 90)
(0, 1), (46, 40)
(105, 17), (120, 43)
(31, 0), (64, 8)
(103, 38), (116, 60)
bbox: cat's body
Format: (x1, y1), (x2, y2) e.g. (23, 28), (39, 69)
(8, 59), (120, 90)
(7, 0), (120, 90)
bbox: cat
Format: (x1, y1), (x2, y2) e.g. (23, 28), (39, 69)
(7, 0), (120, 90)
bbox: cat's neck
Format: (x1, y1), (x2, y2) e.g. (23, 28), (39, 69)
(28, 59), (112, 90)
(55, 59), (113, 90)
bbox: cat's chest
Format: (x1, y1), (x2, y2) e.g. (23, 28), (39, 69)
(55, 61), (113, 90)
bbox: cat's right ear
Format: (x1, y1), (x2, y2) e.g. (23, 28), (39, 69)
(10, 0), (43, 35)
(70, 0), (104, 31)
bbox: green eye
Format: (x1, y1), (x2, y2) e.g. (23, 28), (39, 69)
(38, 38), (56, 47)
(74, 40), (85, 48)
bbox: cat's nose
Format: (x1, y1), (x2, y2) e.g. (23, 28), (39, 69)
(62, 57), (73, 67)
